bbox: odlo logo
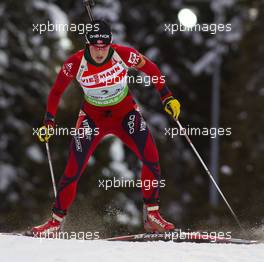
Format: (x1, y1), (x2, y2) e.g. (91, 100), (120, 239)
(128, 114), (136, 134)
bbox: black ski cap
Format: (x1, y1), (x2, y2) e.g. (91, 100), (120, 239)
(85, 20), (112, 45)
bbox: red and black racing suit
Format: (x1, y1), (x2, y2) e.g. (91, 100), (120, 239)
(45, 44), (173, 216)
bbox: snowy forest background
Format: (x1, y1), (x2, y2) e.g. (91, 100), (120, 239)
(0, 0), (263, 237)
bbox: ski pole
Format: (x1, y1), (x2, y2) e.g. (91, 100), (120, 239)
(83, 0), (95, 22)
(175, 119), (243, 230)
(45, 142), (57, 198)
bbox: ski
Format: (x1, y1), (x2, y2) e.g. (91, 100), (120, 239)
(0, 231), (34, 237)
(0, 230), (259, 244)
(105, 230), (259, 244)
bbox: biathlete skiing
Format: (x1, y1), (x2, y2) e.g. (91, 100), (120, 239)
(32, 20), (181, 236)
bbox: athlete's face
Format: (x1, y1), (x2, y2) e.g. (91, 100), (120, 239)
(89, 44), (110, 64)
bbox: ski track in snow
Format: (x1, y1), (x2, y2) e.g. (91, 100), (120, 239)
(0, 235), (263, 262)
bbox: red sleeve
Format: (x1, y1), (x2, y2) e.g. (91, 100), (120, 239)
(112, 44), (172, 102)
(46, 50), (83, 118)
(138, 57), (172, 101)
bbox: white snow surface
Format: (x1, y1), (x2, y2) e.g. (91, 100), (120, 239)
(0, 235), (263, 262)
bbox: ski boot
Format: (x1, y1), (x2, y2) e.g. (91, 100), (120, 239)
(30, 213), (64, 238)
(143, 204), (175, 232)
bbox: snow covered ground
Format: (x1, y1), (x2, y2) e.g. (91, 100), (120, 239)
(0, 235), (263, 262)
